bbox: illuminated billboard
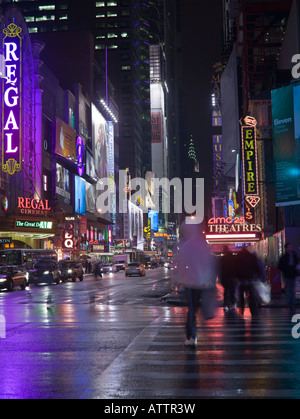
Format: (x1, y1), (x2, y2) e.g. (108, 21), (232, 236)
(75, 176), (86, 215)
(2, 23), (22, 175)
(55, 118), (77, 160)
(271, 84), (300, 206)
(92, 104), (108, 179)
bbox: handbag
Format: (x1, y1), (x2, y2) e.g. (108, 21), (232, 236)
(253, 281), (271, 304)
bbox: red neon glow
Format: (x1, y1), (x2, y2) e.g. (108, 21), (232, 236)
(206, 234), (257, 239)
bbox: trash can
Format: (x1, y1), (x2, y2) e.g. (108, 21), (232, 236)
(267, 266), (282, 294)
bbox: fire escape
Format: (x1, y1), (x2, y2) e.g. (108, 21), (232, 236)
(239, 0), (292, 114)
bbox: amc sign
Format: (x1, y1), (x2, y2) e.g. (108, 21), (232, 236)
(2, 23), (22, 176)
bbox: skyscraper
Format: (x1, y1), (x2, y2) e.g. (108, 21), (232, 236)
(1, 0), (179, 180)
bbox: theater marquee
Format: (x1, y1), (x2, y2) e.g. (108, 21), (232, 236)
(206, 218), (262, 244)
(2, 23), (22, 176)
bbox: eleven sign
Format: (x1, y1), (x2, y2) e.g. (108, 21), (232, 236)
(2, 23), (22, 175)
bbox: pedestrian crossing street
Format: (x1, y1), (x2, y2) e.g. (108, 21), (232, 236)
(96, 307), (300, 399)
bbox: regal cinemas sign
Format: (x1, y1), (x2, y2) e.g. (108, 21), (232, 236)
(17, 197), (51, 215)
(2, 24), (22, 176)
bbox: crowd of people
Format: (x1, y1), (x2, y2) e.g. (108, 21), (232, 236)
(175, 221), (300, 348)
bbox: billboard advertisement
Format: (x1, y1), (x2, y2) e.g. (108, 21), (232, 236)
(75, 176), (86, 215)
(55, 118), (77, 160)
(56, 163), (70, 204)
(92, 104), (108, 179)
(271, 84), (300, 206)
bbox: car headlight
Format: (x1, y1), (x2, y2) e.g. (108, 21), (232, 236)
(43, 271), (50, 275)
(26, 272), (29, 280)
(0, 276), (7, 283)
(68, 269), (72, 274)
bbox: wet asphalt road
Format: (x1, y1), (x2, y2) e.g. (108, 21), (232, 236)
(1, 268), (300, 400)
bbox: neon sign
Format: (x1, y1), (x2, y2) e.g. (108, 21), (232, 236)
(240, 116), (260, 208)
(2, 23), (22, 176)
(76, 136), (84, 176)
(17, 197), (51, 215)
(16, 220), (53, 230)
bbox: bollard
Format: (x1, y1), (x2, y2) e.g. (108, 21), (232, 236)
(0, 314), (6, 339)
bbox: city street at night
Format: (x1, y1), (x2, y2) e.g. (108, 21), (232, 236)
(1, 0), (300, 402)
(1, 269), (300, 400)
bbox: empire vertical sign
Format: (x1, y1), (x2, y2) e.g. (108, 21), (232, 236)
(2, 23), (22, 175)
(240, 116), (260, 208)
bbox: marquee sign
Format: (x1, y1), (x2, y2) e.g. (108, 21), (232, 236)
(240, 116), (260, 208)
(2, 23), (22, 175)
(206, 222), (262, 243)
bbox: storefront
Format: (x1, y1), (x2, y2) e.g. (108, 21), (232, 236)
(0, 214), (56, 250)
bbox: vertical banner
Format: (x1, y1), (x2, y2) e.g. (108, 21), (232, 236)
(151, 112), (162, 143)
(240, 116), (260, 208)
(2, 23), (22, 175)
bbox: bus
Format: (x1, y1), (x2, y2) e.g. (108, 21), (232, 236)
(0, 249), (57, 284)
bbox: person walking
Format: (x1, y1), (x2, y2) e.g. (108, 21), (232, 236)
(94, 260), (102, 280)
(236, 247), (261, 317)
(175, 221), (217, 348)
(220, 245), (238, 312)
(278, 243), (299, 315)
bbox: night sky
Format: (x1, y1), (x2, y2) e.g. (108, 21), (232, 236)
(179, 0), (223, 213)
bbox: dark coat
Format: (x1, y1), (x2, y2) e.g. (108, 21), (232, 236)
(235, 248), (260, 282)
(278, 251), (299, 279)
(220, 252), (236, 287)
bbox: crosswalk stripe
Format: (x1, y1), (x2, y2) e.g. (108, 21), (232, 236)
(96, 307), (300, 399)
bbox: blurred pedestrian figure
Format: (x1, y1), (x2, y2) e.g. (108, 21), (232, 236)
(176, 221), (217, 348)
(220, 245), (237, 312)
(94, 261), (102, 280)
(236, 247), (261, 317)
(278, 243), (299, 315)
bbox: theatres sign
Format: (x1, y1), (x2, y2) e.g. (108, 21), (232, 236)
(2, 23), (22, 176)
(206, 219), (262, 243)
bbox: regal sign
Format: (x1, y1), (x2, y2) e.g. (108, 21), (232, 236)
(17, 197), (51, 215)
(2, 24), (22, 175)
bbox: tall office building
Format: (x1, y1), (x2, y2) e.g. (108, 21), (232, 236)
(1, 0), (179, 180)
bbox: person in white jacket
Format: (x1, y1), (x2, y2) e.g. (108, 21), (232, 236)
(175, 221), (217, 347)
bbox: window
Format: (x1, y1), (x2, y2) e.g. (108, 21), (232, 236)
(43, 175), (48, 192)
(96, 1), (105, 6)
(38, 5), (55, 11)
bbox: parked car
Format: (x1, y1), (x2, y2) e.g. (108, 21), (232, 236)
(31, 261), (61, 285)
(114, 262), (126, 272)
(125, 262), (146, 277)
(59, 261), (83, 282)
(0, 266), (27, 292)
(102, 263), (117, 274)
